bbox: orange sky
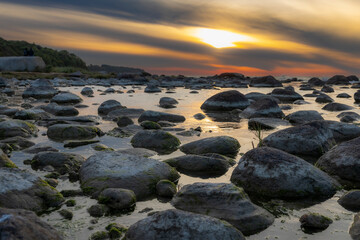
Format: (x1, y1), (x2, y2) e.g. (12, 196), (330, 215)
(1, 1), (360, 77)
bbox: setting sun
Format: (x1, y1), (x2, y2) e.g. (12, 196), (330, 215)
(193, 28), (255, 48)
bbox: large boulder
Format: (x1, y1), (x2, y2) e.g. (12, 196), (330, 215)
(316, 137), (360, 188)
(0, 120), (38, 139)
(270, 88), (303, 103)
(327, 75), (351, 85)
(230, 147), (339, 199)
(125, 209), (245, 240)
(322, 102), (354, 111)
(47, 124), (104, 141)
(240, 98), (285, 119)
(321, 85), (334, 93)
(171, 183), (274, 235)
(315, 94), (334, 103)
(285, 110), (324, 125)
(338, 190), (360, 211)
(180, 136), (240, 158)
(138, 110), (185, 123)
(337, 112), (360, 123)
(51, 92), (82, 104)
(0, 56), (45, 71)
(14, 109), (52, 120)
(131, 130), (180, 154)
(249, 75), (283, 87)
(200, 90), (250, 111)
(159, 97), (178, 108)
(165, 153), (235, 177)
(81, 87), (94, 96)
(22, 79), (58, 99)
(31, 151), (85, 175)
(0, 168), (64, 213)
(98, 100), (124, 115)
(42, 102), (79, 116)
(325, 120), (360, 143)
(0, 208), (62, 240)
(308, 77), (325, 86)
(262, 121), (335, 161)
(79, 152), (180, 199)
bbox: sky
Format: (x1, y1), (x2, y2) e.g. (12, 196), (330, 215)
(1, 0), (360, 77)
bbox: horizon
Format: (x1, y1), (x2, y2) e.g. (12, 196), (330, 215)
(1, 1), (360, 77)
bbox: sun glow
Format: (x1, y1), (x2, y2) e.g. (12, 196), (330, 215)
(193, 28), (255, 48)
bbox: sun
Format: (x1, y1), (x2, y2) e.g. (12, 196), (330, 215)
(193, 28), (255, 48)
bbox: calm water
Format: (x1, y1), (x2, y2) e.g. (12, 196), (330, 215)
(10, 83), (360, 240)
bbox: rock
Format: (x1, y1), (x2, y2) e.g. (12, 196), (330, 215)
(193, 113), (206, 120)
(322, 102), (354, 111)
(172, 182), (274, 235)
(51, 92), (82, 104)
(321, 85), (334, 93)
(0, 56), (45, 71)
(200, 90), (250, 111)
(350, 213), (360, 240)
(316, 136), (360, 188)
(140, 121), (161, 130)
(22, 79), (58, 99)
(24, 144), (58, 154)
(248, 118), (291, 130)
(262, 121), (335, 161)
(285, 110), (324, 125)
(14, 109), (52, 120)
(337, 112), (360, 123)
(116, 116), (134, 127)
(0, 136), (35, 150)
(144, 85), (161, 93)
(308, 77), (325, 86)
(240, 98), (285, 119)
(0, 120), (37, 139)
(270, 88), (303, 103)
(131, 130), (180, 154)
(293, 100), (310, 105)
(116, 148), (157, 157)
(64, 139), (99, 148)
(348, 75), (359, 82)
(59, 209), (73, 220)
(315, 94), (334, 103)
(176, 129), (200, 137)
(0, 149), (17, 168)
(125, 209), (245, 240)
(107, 108), (144, 119)
(0, 168), (64, 212)
(355, 90), (360, 103)
(98, 100), (124, 115)
(156, 180), (177, 198)
(79, 152), (180, 199)
(249, 75), (283, 87)
(165, 153), (235, 177)
(47, 124), (103, 141)
(138, 110), (185, 123)
(42, 102), (79, 116)
(325, 120), (360, 143)
(105, 88), (115, 93)
(337, 93), (351, 98)
(327, 75), (351, 85)
(0, 208), (62, 240)
(180, 136), (240, 157)
(230, 147), (339, 199)
(159, 97), (178, 108)
(92, 143), (114, 152)
(31, 151), (85, 175)
(300, 213), (332, 232)
(106, 125), (142, 138)
(98, 188), (136, 211)
(81, 87), (94, 96)
(87, 204), (109, 217)
(338, 190), (360, 211)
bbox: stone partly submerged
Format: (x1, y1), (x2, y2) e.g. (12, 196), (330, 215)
(22, 79), (58, 99)
(131, 130), (180, 154)
(0, 119), (38, 139)
(240, 98), (285, 119)
(47, 124), (104, 141)
(171, 182), (274, 235)
(79, 152), (180, 199)
(0, 168), (64, 213)
(0, 208), (62, 240)
(0, 56), (45, 71)
(249, 75), (283, 88)
(124, 209), (245, 240)
(230, 147), (340, 200)
(138, 110), (185, 123)
(200, 90), (250, 111)
(180, 136), (240, 158)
